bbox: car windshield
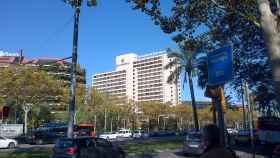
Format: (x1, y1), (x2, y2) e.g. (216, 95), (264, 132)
(55, 140), (74, 148)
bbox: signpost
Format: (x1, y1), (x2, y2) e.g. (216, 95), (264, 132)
(206, 45), (233, 146)
(207, 45), (233, 85)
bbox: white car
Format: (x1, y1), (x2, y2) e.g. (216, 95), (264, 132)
(0, 136), (17, 149)
(117, 129), (132, 138)
(99, 132), (119, 140)
(227, 128), (238, 135)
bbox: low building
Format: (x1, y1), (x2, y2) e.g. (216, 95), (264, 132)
(0, 50), (86, 110)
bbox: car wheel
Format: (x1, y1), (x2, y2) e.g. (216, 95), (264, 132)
(8, 142), (15, 149)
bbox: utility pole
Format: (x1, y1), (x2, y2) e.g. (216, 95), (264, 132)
(205, 86), (226, 146)
(241, 81), (246, 129)
(67, 2), (80, 138)
(23, 103), (31, 135)
(245, 82), (255, 158)
(104, 109), (107, 132)
(216, 87), (226, 146)
(94, 114), (97, 133)
(110, 118), (113, 133)
(211, 99), (217, 124)
(63, 0), (97, 138)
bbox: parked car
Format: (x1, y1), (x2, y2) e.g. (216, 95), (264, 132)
(132, 130), (149, 139)
(27, 128), (65, 145)
(235, 129), (259, 145)
(51, 137), (125, 158)
(0, 136), (17, 149)
(99, 132), (119, 140)
(117, 129), (132, 138)
(183, 132), (204, 156)
(227, 128), (238, 135)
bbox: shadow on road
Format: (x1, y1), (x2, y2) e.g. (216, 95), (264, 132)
(232, 144), (274, 158)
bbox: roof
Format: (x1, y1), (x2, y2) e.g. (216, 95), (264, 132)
(26, 57), (71, 65)
(0, 56), (23, 64)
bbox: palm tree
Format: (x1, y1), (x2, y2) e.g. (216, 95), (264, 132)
(165, 46), (200, 131)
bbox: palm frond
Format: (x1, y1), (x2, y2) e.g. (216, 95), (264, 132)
(164, 58), (179, 70)
(167, 66), (181, 84)
(182, 70), (188, 89)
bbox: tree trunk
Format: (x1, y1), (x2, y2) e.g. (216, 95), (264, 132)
(187, 71), (199, 131)
(258, 0), (280, 105)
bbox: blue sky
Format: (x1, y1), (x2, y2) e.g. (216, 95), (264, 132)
(0, 0), (209, 101)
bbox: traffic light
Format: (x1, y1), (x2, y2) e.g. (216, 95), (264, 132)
(0, 106), (10, 119)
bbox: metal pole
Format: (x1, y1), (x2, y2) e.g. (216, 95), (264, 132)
(158, 116), (160, 130)
(245, 82), (255, 158)
(212, 99), (217, 124)
(147, 117), (150, 134)
(110, 119), (113, 133)
(241, 81), (246, 129)
(163, 118), (166, 130)
(67, 1), (81, 138)
(94, 115), (96, 133)
(216, 87), (225, 146)
(104, 109), (107, 132)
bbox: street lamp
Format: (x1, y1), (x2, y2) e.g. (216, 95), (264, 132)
(63, 0), (97, 138)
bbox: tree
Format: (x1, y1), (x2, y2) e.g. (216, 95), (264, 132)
(139, 101), (171, 131)
(126, 0), (280, 115)
(0, 66), (64, 131)
(165, 44), (200, 131)
(173, 104), (193, 130)
(258, 0), (280, 105)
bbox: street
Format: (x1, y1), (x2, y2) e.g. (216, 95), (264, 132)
(0, 136), (274, 158)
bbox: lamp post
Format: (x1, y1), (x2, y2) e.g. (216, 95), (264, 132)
(63, 0), (97, 138)
(23, 102), (32, 135)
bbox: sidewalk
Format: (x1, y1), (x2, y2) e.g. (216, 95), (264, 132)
(236, 150), (269, 158)
(126, 149), (270, 158)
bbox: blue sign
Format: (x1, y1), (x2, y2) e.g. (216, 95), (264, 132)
(207, 45), (233, 85)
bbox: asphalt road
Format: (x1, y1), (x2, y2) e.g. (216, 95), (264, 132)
(0, 136), (274, 158)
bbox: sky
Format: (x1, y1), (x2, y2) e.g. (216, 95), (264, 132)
(0, 0), (209, 101)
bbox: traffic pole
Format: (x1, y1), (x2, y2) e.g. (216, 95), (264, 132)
(67, 1), (80, 138)
(245, 82), (255, 158)
(241, 81), (247, 129)
(216, 86), (226, 146)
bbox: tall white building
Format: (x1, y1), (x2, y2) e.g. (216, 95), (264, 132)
(92, 51), (181, 105)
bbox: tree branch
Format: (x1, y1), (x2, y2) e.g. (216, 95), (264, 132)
(210, 0), (261, 28)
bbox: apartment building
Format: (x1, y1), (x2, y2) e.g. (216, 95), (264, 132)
(92, 51), (181, 106)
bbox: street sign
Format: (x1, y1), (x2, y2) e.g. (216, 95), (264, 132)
(207, 45), (233, 85)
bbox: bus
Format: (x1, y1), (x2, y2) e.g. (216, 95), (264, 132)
(74, 124), (96, 137)
(257, 117), (280, 144)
